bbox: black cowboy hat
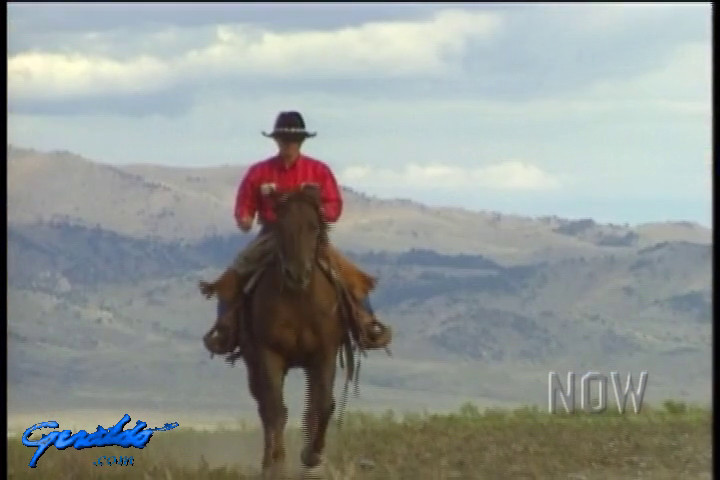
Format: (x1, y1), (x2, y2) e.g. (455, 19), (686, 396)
(262, 111), (317, 139)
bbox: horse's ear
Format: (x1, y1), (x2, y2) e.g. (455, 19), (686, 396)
(268, 189), (286, 203)
(274, 192), (290, 207)
(301, 183), (321, 201)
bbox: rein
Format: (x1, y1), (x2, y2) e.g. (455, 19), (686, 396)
(272, 199), (327, 289)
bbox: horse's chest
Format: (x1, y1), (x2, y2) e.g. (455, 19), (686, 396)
(272, 298), (330, 321)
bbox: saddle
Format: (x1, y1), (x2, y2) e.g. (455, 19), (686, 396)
(202, 259), (387, 365)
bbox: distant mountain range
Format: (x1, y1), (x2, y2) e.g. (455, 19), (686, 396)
(7, 145), (712, 426)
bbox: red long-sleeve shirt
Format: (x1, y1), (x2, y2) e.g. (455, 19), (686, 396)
(234, 154), (343, 226)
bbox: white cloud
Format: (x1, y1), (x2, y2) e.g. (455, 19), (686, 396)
(340, 161), (563, 191)
(7, 9), (502, 101)
(8, 52), (171, 98)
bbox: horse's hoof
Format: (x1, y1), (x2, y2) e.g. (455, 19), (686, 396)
(261, 463), (289, 480)
(301, 446), (324, 469)
(301, 460), (326, 479)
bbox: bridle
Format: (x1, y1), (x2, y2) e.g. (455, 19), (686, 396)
(273, 193), (325, 291)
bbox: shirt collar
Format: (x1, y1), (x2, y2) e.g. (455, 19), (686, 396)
(274, 153), (304, 171)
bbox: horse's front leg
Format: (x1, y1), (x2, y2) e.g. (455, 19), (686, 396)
(251, 350), (289, 479)
(301, 356), (337, 472)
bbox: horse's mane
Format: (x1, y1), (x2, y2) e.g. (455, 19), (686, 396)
(274, 187), (329, 236)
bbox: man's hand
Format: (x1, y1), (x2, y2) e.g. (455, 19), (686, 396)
(237, 216), (253, 232)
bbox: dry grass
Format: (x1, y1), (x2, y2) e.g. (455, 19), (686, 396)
(7, 402), (711, 479)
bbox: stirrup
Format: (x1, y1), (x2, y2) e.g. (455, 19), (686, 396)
(361, 321), (392, 350)
(203, 299), (243, 356)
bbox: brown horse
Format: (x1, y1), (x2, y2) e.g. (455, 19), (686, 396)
(240, 185), (356, 478)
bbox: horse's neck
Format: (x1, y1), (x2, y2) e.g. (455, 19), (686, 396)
(264, 259), (328, 296)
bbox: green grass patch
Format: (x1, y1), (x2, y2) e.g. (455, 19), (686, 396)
(8, 400), (711, 479)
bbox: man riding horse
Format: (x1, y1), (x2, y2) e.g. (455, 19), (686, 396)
(199, 111), (391, 360)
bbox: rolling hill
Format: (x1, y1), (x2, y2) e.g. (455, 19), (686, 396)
(6, 145), (712, 429)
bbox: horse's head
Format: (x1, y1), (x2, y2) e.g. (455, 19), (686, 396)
(271, 184), (326, 290)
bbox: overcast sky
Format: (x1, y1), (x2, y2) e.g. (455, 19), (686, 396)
(7, 3), (712, 226)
